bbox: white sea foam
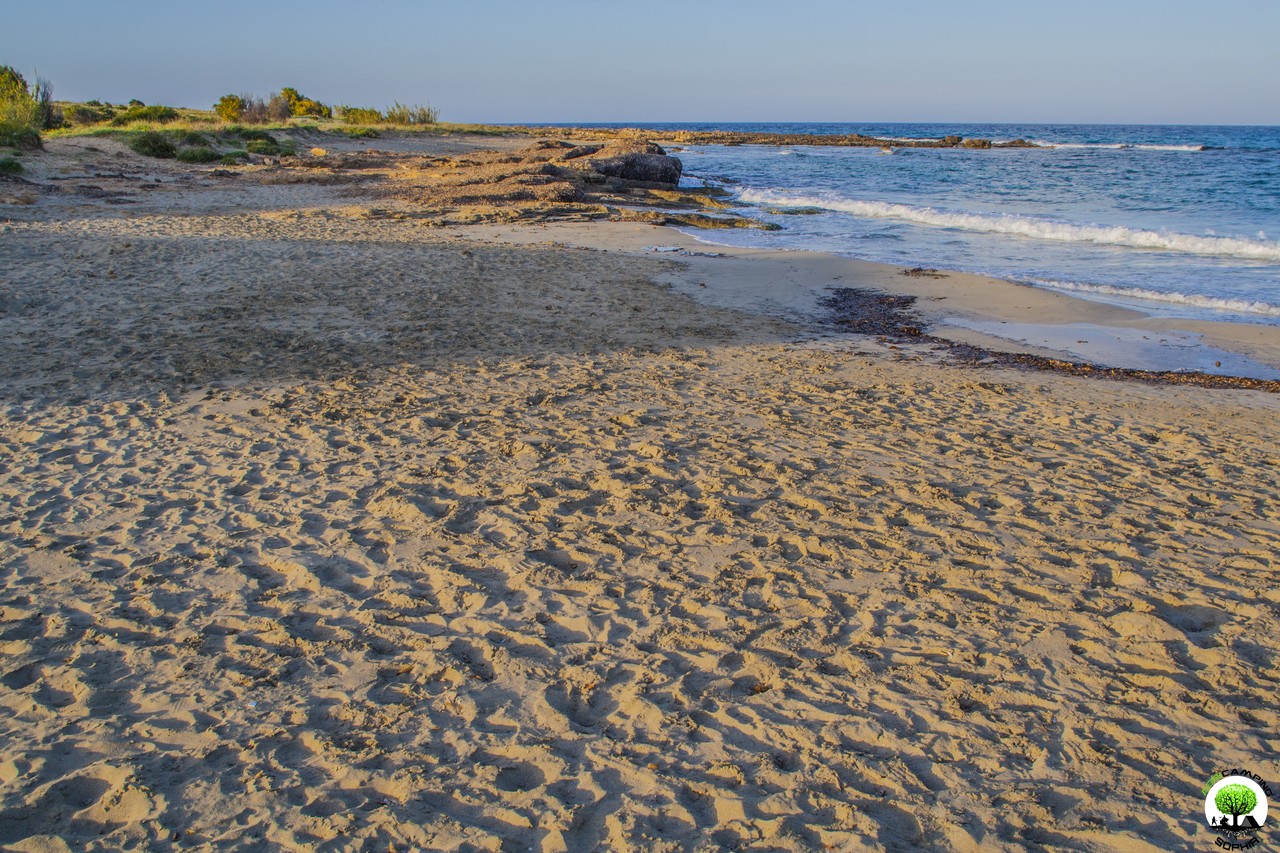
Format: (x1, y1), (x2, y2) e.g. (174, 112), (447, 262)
(1028, 279), (1280, 317)
(737, 189), (1280, 261)
(1028, 140), (1205, 152)
(1134, 144), (1206, 152)
(1029, 141), (1125, 150)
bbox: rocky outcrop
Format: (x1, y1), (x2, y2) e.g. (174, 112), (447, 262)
(525, 126), (1046, 151)
(581, 141), (682, 185)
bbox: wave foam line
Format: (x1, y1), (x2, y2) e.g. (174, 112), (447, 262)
(1030, 279), (1280, 317)
(1028, 140), (1205, 151)
(738, 189), (1280, 261)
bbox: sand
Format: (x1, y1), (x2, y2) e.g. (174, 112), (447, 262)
(1, 134), (1279, 851)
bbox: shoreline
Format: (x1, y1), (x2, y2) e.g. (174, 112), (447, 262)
(7, 129), (1280, 386)
(20, 124), (1280, 379)
(461, 219), (1280, 385)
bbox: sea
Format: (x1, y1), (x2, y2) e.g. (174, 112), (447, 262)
(569, 123), (1280, 326)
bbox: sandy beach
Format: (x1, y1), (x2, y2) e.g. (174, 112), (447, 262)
(2, 133), (1279, 851)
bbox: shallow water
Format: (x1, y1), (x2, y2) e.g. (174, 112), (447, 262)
(566, 122), (1280, 325)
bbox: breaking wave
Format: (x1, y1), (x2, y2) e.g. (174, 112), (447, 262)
(1027, 279), (1280, 317)
(1028, 141), (1206, 152)
(737, 189), (1280, 261)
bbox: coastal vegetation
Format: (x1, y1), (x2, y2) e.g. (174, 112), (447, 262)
(0, 65), (56, 149)
(338, 102), (440, 126)
(128, 131), (176, 159)
(110, 104), (179, 126)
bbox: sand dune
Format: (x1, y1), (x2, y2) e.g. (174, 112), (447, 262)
(1, 143), (1278, 851)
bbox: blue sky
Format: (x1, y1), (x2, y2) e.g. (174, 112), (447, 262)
(3, 0), (1277, 124)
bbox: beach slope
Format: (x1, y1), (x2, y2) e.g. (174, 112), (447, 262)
(0, 136), (1277, 851)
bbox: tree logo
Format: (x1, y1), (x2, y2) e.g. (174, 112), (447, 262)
(1204, 769), (1271, 848)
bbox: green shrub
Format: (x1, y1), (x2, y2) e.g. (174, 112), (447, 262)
(111, 105), (179, 126)
(236, 128), (274, 142)
(0, 157), (22, 174)
(65, 103), (110, 125)
(178, 130), (209, 146)
(384, 102), (439, 125)
(220, 150), (248, 164)
(130, 131), (177, 158)
(245, 138), (280, 155)
(0, 127), (40, 149)
(129, 99), (144, 107)
(177, 146), (219, 163)
(341, 126), (379, 138)
(339, 106), (383, 125)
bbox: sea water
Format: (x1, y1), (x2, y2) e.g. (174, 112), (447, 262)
(576, 123), (1280, 325)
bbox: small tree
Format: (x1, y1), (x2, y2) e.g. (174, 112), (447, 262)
(1216, 784), (1258, 828)
(266, 93), (292, 122)
(215, 94), (245, 122)
(239, 96), (268, 124)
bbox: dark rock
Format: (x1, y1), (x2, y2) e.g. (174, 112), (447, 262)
(584, 141), (682, 185)
(559, 144), (602, 160)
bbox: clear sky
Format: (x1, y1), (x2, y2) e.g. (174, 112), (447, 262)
(3, 0), (1277, 125)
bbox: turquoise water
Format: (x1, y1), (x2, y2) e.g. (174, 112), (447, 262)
(576, 123), (1280, 324)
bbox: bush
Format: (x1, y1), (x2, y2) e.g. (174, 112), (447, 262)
(339, 106), (383, 125)
(0, 157), (22, 174)
(1, 128), (41, 149)
(130, 131), (177, 158)
(111, 105), (179, 126)
(178, 130), (209, 146)
(280, 86), (331, 119)
(220, 150), (248, 165)
(129, 98), (144, 107)
(341, 126), (379, 139)
(384, 102), (439, 125)
(65, 103), (110, 125)
(237, 97), (264, 124)
(215, 94), (244, 122)
(177, 146), (219, 163)
(236, 128), (274, 142)
(266, 93), (292, 123)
